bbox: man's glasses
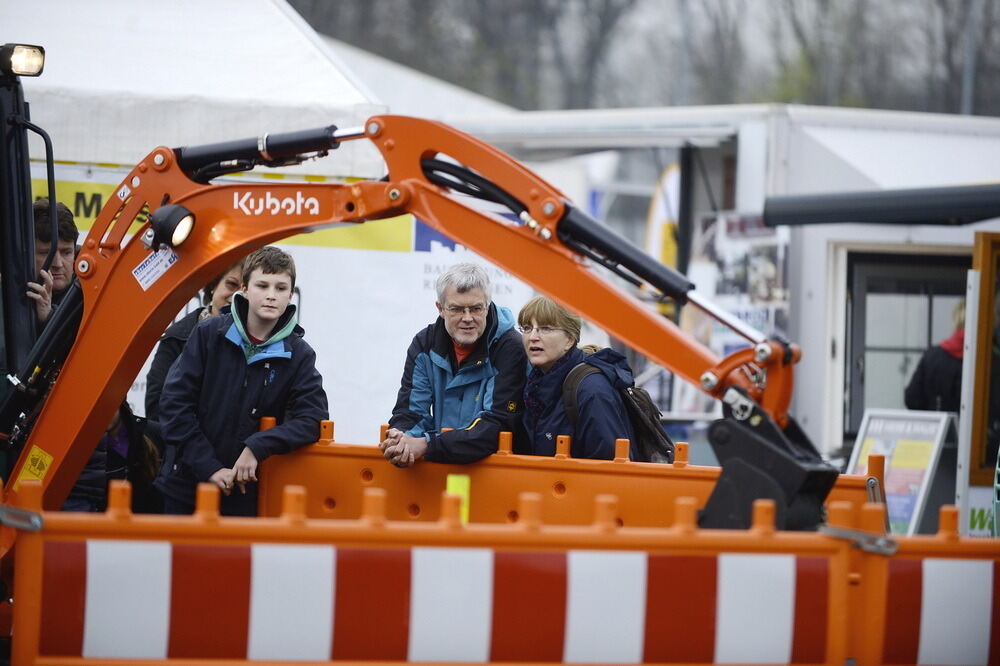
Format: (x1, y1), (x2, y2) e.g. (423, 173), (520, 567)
(445, 304), (486, 317)
(517, 325), (566, 336)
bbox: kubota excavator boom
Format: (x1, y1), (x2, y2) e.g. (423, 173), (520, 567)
(0, 109), (836, 552)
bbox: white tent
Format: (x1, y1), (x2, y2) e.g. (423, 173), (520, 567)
(3, 5), (538, 445)
(323, 37), (515, 119)
(3, 0), (386, 177)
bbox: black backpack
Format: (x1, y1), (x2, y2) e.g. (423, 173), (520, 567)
(561, 356), (675, 463)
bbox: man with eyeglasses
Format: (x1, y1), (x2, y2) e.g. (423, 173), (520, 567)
(381, 263), (526, 466)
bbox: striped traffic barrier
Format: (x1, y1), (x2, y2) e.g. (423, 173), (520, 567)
(852, 504), (1000, 666)
(15, 482), (849, 664)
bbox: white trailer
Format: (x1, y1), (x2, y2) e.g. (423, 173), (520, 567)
(452, 104), (1000, 455)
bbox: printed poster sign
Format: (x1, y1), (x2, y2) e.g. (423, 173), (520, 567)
(848, 409), (951, 535)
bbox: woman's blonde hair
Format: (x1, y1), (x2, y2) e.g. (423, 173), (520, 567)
(953, 298), (966, 330)
(518, 295), (581, 344)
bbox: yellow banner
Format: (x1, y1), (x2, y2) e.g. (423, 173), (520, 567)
(31, 178), (111, 230)
(279, 215), (413, 252)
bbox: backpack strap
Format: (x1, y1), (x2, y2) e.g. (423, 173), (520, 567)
(562, 362), (601, 425)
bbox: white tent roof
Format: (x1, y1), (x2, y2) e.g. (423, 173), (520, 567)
(323, 37), (515, 119)
(3, 0), (387, 177)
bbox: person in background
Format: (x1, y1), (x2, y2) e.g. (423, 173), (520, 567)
(518, 295), (637, 460)
(155, 246), (327, 516)
(905, 299), (964, 413)
(26, 198), (77, 324)
(380, 263), (526, 467)
(23, 200), (161, 513)
(144, 259), (245, 422)
(61, 402), (163, 513)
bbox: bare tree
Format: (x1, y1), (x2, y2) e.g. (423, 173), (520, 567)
(768, 0), (852, 105)
(288, 0), (1000, 116)
(922, 0), (998, 114)
(289, 0), (639, 110)
(548, 0), (639, 108)
(689, 0), (747, 104)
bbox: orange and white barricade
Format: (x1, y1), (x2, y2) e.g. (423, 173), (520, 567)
(847, 504), (1000, 666)
(13, 481), (851, 665)
(258, 427), (881, 528)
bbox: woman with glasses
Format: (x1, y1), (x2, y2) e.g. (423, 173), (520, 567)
(518, 295), (638, 460)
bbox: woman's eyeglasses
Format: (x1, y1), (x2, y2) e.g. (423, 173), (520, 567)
(517, 325), (565, 336)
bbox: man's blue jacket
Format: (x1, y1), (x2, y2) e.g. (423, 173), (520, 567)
(389, 303), (526, 463)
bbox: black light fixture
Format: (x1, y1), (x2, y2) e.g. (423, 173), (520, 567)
(145, 204), (195, 249)
(0, 44), (45, 77)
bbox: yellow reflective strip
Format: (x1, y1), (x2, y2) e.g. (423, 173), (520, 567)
(446, 474), (471, 524)
(463, 417), (482, 432)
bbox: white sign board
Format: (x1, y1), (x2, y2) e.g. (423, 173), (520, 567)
(848, 409), (951, 536)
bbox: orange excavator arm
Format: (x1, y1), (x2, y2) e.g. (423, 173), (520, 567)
(0, 115), (830, 538)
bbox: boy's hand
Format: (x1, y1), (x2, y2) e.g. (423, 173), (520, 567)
(233, 446), (258, 494)
(209, 468), (236, 496)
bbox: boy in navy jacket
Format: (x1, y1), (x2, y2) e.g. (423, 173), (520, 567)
(155, 246), (328, 516)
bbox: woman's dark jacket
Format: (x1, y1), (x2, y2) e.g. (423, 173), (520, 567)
(521, 346), (637, 460)
(145, 307), (206, 422)
(62, 403), (161, 513)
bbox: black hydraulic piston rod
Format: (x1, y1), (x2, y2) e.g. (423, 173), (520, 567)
(557, 204), (766, 343)
(558, 205), (695, 302)
(174, 125), (354, 174)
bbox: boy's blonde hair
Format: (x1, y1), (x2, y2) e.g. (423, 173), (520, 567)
(518, 295), (581, 344)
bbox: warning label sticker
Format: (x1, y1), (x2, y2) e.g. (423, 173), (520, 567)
(15, 445), (54, 491)
(132, 248), (178, 291)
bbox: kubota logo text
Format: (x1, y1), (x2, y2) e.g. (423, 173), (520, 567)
(233, 191), (320, 216)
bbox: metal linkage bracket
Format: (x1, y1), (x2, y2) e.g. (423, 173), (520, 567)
(866, 476), (884, 503)
(818, 524), (898, 555)
(866, 476), (893, 533)
(0, 504), (42, 532)
(722, 388), (754, 421)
